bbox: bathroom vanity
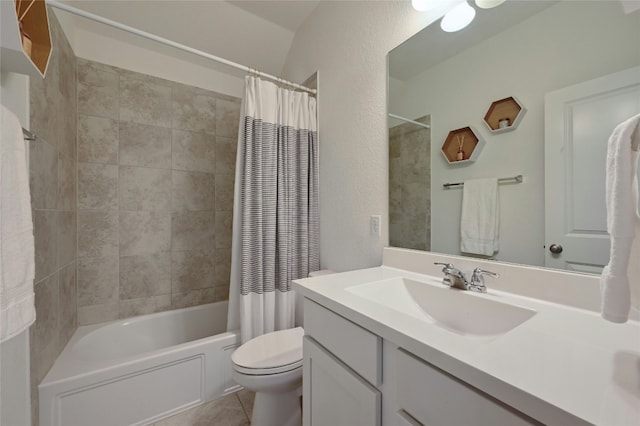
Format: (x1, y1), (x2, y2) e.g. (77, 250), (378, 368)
(293, 248), (640, 426)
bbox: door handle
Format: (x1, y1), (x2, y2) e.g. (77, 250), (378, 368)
(549, 244), (563, 254)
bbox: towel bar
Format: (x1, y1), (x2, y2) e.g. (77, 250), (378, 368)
(443, 174), (523, 189)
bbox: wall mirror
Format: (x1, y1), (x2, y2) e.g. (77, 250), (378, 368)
(388, 0), (640, 274)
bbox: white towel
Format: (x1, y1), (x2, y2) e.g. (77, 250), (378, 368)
(600, 113), (640, 324)
(0, 105), (35, 343)
(460, 178), (499, 256)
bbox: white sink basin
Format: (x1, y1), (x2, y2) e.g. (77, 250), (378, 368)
(346, 277), (536, 336)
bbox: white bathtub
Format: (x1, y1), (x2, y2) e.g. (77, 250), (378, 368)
(39, 301), (241, 426)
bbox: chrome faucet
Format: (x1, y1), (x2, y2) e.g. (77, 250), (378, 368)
(434, 262), (468, 290)
(434, 263), (498, 293)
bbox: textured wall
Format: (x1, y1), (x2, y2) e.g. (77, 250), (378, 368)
(28, 11), (77, 426)
(282, 2), (445, 271)
(76, 58), (240, 325)
(389, 117), (431, 251)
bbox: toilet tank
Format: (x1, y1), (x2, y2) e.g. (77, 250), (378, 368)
(295, 270), (334, 327)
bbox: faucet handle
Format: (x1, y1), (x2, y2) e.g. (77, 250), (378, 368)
(469, 268), (498, 293)
(472, 267), (498, 279)
(434, 262), (454, 270)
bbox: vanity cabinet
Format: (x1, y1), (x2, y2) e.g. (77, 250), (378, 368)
(303, 338), (381, 426)
(394, 348), (540, 426)
(302, 298), (541, 426)
(303, 299), (382, 426)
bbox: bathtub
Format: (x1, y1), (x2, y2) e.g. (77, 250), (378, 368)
(39, 301), (241, 426)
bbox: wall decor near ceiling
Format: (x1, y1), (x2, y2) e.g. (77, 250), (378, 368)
(441, 126), (485, 164)
(483, 96), (525, 133)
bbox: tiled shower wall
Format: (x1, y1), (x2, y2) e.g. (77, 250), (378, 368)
(28, 11), (77, 426)
(76, 58), (240, 325)
(389, 116), (431, 251)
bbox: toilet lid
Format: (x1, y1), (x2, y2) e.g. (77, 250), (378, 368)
(232, 327), (304, 374)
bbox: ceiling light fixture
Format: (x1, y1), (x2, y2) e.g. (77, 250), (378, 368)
(475, 0), (507, 9)
(440, 1), (476, 32)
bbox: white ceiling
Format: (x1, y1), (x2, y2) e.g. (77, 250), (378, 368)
(228, 1), (321, 32)
(56, 0), (321, 76)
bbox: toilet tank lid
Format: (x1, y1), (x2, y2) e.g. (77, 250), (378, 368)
(308, 269), (335, 277)
(232, 327), (304, 369)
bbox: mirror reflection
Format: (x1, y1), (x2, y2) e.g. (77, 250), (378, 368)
(388, 0), (640, 273)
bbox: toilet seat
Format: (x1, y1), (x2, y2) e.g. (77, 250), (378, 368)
(232, 327), (304, 376)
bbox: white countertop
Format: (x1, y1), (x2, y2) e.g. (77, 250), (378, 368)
(293, 264), (640, 426)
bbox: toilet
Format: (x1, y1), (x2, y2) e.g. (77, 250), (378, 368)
(231, 269), (334, 426)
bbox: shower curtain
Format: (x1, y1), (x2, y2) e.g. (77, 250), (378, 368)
(227, 76), (319, 343)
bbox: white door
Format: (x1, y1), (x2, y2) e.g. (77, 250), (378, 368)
(545, 66), (640, 272)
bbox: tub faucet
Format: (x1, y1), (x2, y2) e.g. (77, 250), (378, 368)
(433, 263), (498, 293)
(434, 262), (468, 290)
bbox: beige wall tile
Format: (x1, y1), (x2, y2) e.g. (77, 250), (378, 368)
(77, 256), (119, 307)
(213, 248), (231, 288)
(215, 210), (233, 249)
(29, 140), (58, 210)
(77, 63), (119, 119)
(78, 162), (118, 210)
(77, 210), (119, 258)
(172, 129), (215, 173)
(171, 250), (214, 294)
(57, 211), (76, 268)
(171, 211), (215, 251)
(119, 296), (170, 319)
(78, 302), (119, 326)
(171, 288), (215, 310)
(215, 136), (237, 175)
(216, 98), (241, 138)
(120, 166), (171, 211)
(119, 122), (172, 169)
(214, 173), (234, 212)
(172, 88), (217, 134)
(33, 274), (60, 358)
(59, 262), (77, 331)
(57, 96), (77, 161)
(120, 211), (171, 256)
(120, 76), (172, 128)
(172, 171), (215, 212)
(58, 152), (76, 210)
(77, 115), (118, 164)
(33, 210), (57, 282)
(120, 252), (171, 299)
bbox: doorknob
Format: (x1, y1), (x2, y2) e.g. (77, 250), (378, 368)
(549, 244), (563, 254)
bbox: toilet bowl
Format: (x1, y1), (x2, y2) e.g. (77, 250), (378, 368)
(231, 327), (305, 426)
(231, 270), (334, 426)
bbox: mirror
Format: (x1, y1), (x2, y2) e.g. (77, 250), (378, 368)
(388, 0), (640, 273)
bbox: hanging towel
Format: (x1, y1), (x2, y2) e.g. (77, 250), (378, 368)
(460, 178), (499, 256)
(600, 113), (640, 324)
(0, 105), (35, 343)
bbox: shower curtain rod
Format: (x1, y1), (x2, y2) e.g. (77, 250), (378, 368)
(388, 113), (431, 129)
(46, 0), (317, 95)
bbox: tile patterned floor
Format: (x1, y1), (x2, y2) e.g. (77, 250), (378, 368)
(152, 390), (255, 426)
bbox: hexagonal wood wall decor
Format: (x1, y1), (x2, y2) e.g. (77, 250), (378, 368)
(441, 126), (485, 164)
(483, 96), (526, 134)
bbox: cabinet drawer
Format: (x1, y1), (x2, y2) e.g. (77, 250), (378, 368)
(304, 299), (381, 386)
(396, 349), (540, 426)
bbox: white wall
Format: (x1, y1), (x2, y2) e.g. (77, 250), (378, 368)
(390, 1), (639, 267)
(282, 1), (455, 271)
(52, 8), (246, 98)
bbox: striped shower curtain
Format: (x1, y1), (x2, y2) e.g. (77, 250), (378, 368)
(227, 76), (319, 343)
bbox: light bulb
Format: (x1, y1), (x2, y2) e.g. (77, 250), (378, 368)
(475, 0), (506, 9)
(440, 1), (476, 32)
(411, 0), (432, 12)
